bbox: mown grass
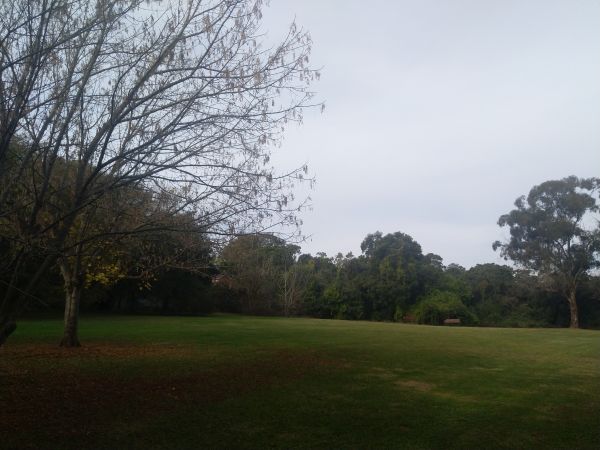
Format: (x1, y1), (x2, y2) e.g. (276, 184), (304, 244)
(1, 315), (599, 449)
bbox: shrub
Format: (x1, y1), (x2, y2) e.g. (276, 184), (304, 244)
(413, 290), (478, 325)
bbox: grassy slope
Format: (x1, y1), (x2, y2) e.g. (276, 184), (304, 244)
(2, 315), (599, 449)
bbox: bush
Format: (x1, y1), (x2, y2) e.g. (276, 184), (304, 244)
(413, 290), (478, 325)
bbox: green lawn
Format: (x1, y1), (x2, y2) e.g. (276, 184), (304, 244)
(1, 315), (599, 449)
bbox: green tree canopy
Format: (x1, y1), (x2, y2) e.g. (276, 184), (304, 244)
(493, 176), (600, 328)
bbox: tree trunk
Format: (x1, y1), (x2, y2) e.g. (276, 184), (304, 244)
(60, 282), (82, 347)
(567, 287), (579, 329)
(59, 261), (82, 347)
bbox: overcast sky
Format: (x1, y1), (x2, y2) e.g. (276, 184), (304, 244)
(261, 0), (600, 268)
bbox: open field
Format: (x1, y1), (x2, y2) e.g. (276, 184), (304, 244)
(1, 315), (599, 449)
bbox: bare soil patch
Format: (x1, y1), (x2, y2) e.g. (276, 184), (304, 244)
(395, 380), (435, 392)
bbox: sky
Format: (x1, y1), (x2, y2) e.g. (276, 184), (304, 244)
(261, 0), (600, 268)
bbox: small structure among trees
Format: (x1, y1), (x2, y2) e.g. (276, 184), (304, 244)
(443, 318), (461, 325)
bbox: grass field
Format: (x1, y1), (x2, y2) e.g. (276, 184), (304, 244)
(1, 315), (599, 449)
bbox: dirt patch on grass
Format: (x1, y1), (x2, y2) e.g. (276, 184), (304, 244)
(469, 366), (503, 372)
(395, 380), (435, 392)
(433, 391), (479, 403)
(393, 379), (479, 403)
(0, 344), (339, 449)
(368, 367), (398, 380)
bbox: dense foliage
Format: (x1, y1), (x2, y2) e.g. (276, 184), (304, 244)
(11, 229), (600, 329)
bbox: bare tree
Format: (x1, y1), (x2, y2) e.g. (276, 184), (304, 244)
(0, 0), (319, 346)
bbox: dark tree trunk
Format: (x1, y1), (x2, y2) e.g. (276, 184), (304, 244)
(567, 287), (579, 329)
(60, 283), (82, 347)
(59, 260), (82, 347)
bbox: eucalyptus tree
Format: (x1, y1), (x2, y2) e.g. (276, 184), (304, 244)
(493, 176), (600, 328)
(0, 0), (318, 346)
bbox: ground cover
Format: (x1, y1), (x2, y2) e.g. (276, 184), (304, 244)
(1, 315), (599, 449)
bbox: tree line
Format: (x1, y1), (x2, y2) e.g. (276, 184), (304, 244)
(8, 176), (600, 338)
(219, 230), (600, 328)
(218, 176), (600, 329)
(1, 2), (598, 349)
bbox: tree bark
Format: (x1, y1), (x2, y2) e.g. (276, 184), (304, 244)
(61, 284), (82, 347)
(567, 286), (579, 329)
(59, 261), (82, 347)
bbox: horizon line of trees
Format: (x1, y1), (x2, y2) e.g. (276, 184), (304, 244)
(189, 175), (599, 329)
(3, 175), (600, 345)
(1, 3), (598, 349)
(11, 172), (600, 335)
(12, 227), (600, 330)
(213, 225), (600, 328)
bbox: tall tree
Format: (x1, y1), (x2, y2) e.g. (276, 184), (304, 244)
(360, 231), (426, 320)
(493, 176), (600, 328)
(0, 0), (318, 346)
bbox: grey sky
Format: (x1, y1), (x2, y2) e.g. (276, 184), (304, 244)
(262, 0), (600, 268)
